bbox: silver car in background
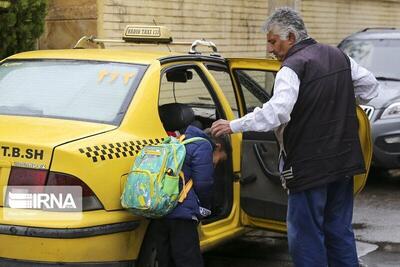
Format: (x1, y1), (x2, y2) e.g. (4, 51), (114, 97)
(339, 28), (400, 173)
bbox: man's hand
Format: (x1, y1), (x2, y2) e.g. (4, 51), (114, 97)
(211, 119), (233, 137)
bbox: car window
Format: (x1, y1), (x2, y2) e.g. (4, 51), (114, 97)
(0, 60), (146, 124)
(159, 67), (213, 106)
(205, 65), (239, 118)
(234, 69), (275, 114)
(340, 39), (400, 79)
(159, 66), (220, 129)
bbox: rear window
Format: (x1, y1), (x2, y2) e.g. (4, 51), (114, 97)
(0, 60), (147, 124)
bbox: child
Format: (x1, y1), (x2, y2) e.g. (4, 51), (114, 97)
(152, 125), (227, 267)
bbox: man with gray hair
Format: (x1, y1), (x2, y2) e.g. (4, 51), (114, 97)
(211, 7), (379, 267)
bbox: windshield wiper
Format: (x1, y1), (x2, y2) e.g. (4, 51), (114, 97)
(375, 76), (400, 82)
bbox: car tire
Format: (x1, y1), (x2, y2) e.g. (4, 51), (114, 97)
(137, 221), (159, 267)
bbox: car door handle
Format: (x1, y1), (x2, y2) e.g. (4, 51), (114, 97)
(253, 143), (281, 185)
(239, 174), (257, 185)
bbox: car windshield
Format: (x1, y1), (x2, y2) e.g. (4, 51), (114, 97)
(0, 60), (146, 124)
(340, 39), (400, 79)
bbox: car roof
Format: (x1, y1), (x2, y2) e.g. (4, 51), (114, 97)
(344, 28), (400, 40)
(6, 49), (184, 65)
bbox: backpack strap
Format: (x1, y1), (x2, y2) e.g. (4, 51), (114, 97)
(178, 171), (193, 203)
(178, 134), (186, 142)
(177, 136), (210, 203)
(181, 136), (208, 145)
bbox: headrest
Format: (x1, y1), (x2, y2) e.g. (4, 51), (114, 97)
(159, 103), (195, 131)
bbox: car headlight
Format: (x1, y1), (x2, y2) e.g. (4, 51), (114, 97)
(381, 102), (400, 119)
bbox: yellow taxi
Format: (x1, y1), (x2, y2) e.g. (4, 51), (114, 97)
(0, 25), (372, 266)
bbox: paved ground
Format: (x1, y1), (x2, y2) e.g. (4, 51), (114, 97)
(204, 171), (400, 267)
(354, 172), (400, 267)
(353, 174), (400, 246)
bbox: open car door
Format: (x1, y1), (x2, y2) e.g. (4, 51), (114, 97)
(227, 58), (373, 232)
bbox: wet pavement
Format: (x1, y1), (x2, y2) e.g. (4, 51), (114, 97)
(353, 174), (400, 246)
(204, 231), (292, 267)
(355, 172), (400, 267)
(204, 171), (400, 267)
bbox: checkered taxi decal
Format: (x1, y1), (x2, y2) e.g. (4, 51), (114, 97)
(79, 138), (164, 163)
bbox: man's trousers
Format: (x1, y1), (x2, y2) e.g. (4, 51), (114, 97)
(287, 176), (359, 267)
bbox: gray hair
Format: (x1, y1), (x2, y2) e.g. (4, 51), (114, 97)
(262, 7), (308, 42)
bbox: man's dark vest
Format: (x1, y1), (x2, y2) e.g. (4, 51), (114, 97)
(281, 38), (365, 192)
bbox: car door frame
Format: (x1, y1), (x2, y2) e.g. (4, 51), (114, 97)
(227, 58), (372, 232)
(227, 58), (288, 232)
(158, 56), (248, 250)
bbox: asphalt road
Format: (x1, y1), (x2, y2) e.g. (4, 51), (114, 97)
(204, 171), (400, 267)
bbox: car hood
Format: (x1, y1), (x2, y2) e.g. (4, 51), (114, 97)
(365, 80), (400, 108)
(0, 115), (115, 169)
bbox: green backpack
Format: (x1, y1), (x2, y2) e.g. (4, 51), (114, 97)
(121, 135), (209, 218)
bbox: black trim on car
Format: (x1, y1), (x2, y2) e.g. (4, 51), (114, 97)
(159, 55), (226, 65)
(0, 258), (135, 267)
(0, 220), (140, 239)
(375, 135), (400, 153)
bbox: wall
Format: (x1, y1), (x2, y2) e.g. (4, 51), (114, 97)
(39, 0), (98, 49)
(39, 0), (400, 53)
(301, 0), (400, 45)
(100, 0), (269, 57)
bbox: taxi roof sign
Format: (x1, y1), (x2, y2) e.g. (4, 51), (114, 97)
(123, 25), (173, 44)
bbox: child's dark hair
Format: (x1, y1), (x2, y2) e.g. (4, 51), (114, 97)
(204, 128), (230, 154)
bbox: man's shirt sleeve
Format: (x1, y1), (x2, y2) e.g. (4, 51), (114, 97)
(349, 56), (380, 104)
(230, 66), (300, 133)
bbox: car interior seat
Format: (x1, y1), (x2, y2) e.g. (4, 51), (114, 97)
(159, 103), (194, 133)
(159, 103), (203, 133)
